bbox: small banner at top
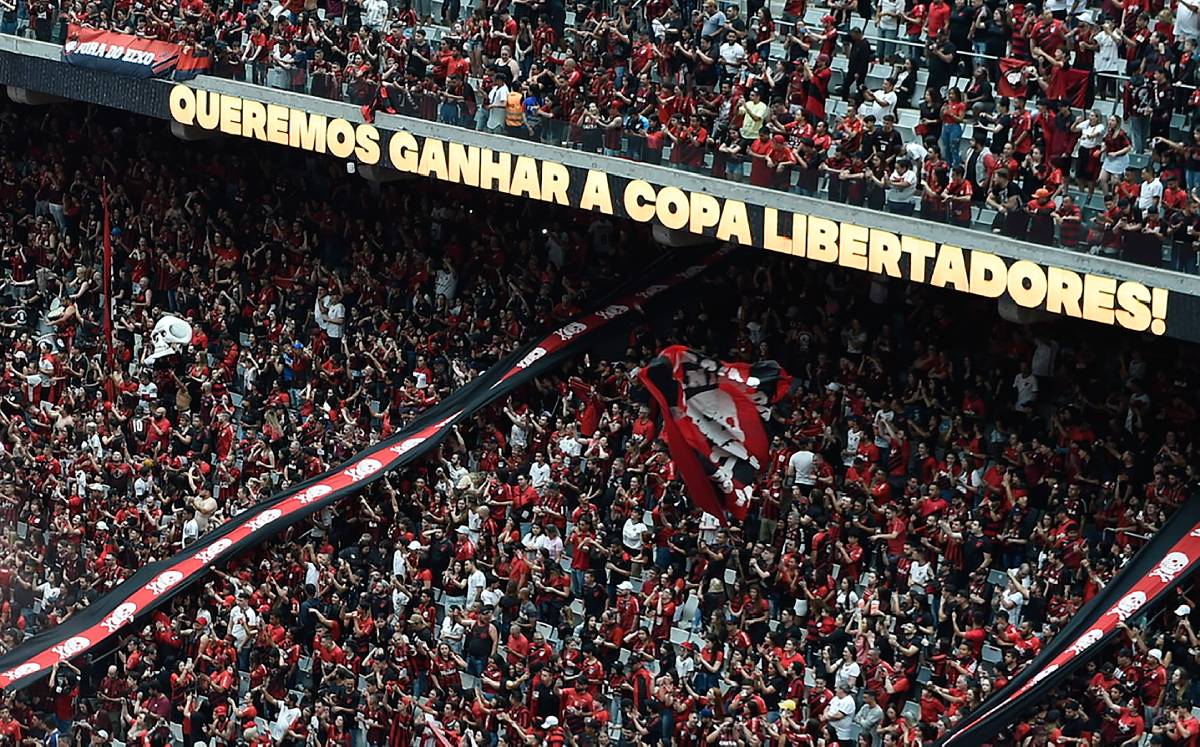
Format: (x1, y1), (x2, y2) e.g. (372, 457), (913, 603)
(639, 347), (795, 524)
(63, 24), (210, 80)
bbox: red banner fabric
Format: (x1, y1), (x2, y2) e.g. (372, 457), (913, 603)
(638, 347), (794, 524)
(63, 24), (210, 80)
(998, 58), (1031, 99)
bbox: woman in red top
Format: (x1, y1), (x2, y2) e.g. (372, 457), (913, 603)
(940, 86), (967, 167)
(753, 7), (776, 59)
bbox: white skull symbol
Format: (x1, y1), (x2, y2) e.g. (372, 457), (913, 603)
(1030, 664), (1060, 685)
(246, 509), (283, 532)
(344, 458), (383, 481)
(0, 662), (41, 682)
(295, 483), (333, 505)
(1108, 591), (1148, 621)
(51, 636), (91, 660)
(145, 315), (194, 364)
(1067, 629), (1105, 657)
(1150, 552), (1190, 584)
(146, 570), (184, 596)
(100, 602), (139, 633)
(195, 538), (234, 565)
(389, 438), (425, 458)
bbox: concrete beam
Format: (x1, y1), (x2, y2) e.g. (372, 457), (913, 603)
(170, 121), (220, 141)
(356, 164), (416, 183)
(5, 86), (64, 105)
(652, 224), (720, 248)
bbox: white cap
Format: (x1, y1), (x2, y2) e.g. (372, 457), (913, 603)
(1148, 648), (1163, 660)
(1176, 605), (1191, 617)
(542, 716), (559, 729)
(407, 540), (424, 551)
(97, 731), (109, 740)
(618, 581), (633, 592)
(96, 521), (109, 531)
(456, 525), (471, 534)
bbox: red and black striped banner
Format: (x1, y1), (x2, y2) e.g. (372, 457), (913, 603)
(0, 247), (734, 691)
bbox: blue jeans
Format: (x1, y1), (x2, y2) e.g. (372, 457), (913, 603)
(907, 34), (923, 64)
(1186, 168), (1200, 195)
(877, 27), (898, 59)
(466, 655), (487, 676)
(941, 123), (963, 166)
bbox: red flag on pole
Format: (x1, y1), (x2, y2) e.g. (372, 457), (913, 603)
(998, 58), (1031, 99)
(101, 180), (114, 371)
(1048, 68), (1090, 108)
(638, 347), (795, 524)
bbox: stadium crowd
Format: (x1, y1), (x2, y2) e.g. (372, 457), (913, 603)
(1, 102), (1200, 747)
(5, 0), (1200, 267)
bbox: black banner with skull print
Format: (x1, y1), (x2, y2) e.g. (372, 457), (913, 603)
(936, 496), (1200, 747)
(0, 247), (735, 692)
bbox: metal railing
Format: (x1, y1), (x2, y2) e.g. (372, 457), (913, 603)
(0, 14), (1197, 275)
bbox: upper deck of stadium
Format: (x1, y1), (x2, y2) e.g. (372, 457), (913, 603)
(1, 0), (1199, 341)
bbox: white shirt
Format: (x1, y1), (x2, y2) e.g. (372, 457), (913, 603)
(834, 660), (861, 690)
(440, 616), (466, 648)
(1013, 373), (1038, 406)
(910, 560), (933, 587)
(867, 89), (897, 121)
(1078, 121), (1105, 150)
(325, 300), (345, 340)
(228, 605), (258, 648)
(271, 705), (302, 742)
(788, 450), (815, 486)
(878, 0), (904, 29)
(622, 518), (647, 550)
(1137, 178), (1163, 212)
(466, 569), (487, 605)
(522, 532), (548, 554)
(392, 548), (409, 579)
(557, 435), (583, 460)
(435, 268), (458, 300)
(487, 84), (510, 129)
(528, 460), (551, 490)
(1175, 0), (1199, 40)
(542, 535), (564, 561)
(363, 0), (388, 28)
(826, 694), (858, 738)
(887, 168), (918, 203)
(182, 517), (200, 547)
(1003, 587), (1026, 625)
(719, 41), (746, 66)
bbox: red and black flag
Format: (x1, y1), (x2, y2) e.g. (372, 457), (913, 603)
(639, 346), (795, 524)
(1047, 67), (1091, 108)
(998, 58), (1031, 99)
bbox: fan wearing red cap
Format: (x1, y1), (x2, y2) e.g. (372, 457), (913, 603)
(1027, 187), (1058, 245)
(748, 130), (776, 188)
(767, 134), (799, 191)
(800, 54), (833, 124)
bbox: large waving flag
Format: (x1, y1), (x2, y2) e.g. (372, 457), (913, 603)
(639, 347), (794, 524)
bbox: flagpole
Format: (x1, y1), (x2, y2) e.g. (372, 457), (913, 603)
(101, 179), (114, 371)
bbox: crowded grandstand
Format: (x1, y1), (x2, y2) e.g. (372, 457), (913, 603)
(0, 97), (1193, 747)
(5, 0), (1199, 268)
(0, 0), (1197, 741)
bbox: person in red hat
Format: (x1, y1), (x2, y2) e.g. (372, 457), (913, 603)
(801, 54), (832, 125)
(767, 134), (798, 191)
(1027, 187), (1058, 244)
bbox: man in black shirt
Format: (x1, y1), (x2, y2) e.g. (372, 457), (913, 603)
(839, 28), (874, 99)
(867, 115), (905, 165)
(961, 520), (994, 583)
(926, 29), (957, 97)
